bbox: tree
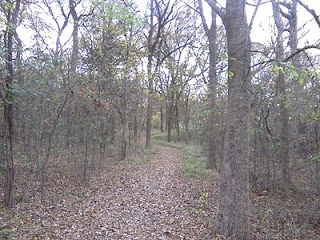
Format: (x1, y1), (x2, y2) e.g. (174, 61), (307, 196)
(160, 9), (195, 142)
(205, 0), (252, 238)
(80, 0), (144, 160)
(67, 0), (94, 152)
(1, 0), (21, 207)
(271, 0), (290, 190)
(198, 0), (218, 170)
(145, 0), (176, 149)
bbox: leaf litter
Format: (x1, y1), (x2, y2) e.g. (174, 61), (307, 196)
(0, 146), (220, 239)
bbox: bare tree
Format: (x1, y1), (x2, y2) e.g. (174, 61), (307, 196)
(145, 0), (175, 148)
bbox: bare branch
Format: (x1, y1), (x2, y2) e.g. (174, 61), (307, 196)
(205, 0), (225, 21)
(296, 0), (320, 28)
(197, 0), (210, 36)
(250, 44), (320, 68)
(248, 0), (262, 33)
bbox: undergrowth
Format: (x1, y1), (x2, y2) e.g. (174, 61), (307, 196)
(182, 145), (211, 179)
(126, 146), (158, 165)
(154, 133), (211, 179)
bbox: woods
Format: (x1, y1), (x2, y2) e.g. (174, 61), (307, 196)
(1, 0), (320, 239)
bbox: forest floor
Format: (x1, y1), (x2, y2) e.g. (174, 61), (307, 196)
(0, 142), (222, 239)
(1, 137), (319, 239)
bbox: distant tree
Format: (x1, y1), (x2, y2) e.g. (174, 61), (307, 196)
(145, 0), (176, 149)
(81, 0), (144, 160)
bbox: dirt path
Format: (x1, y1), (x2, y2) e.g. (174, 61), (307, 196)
(1, 146), (219, 239)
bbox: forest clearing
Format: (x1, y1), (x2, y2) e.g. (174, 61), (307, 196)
(1, 0), (320, 239)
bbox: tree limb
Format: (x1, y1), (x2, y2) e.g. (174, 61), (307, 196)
(197, 0), (210, 37)
(248, 0), (263, 33)
(296, 0), (320, 28)
(205, 0), (225, 22)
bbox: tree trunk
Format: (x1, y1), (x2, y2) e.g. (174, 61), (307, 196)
(145, 0), (155, 149)
(4, 99), (14, 207)
(120, 111), (129, 160)
(2, 0), (21, 207)
(218, 0), (251, 238)
(66, 0), (80, 152)
(288, 1), (306, 157)
(167, 88), (175, 142)
(160, 99), (165, 133)
(83, 140), (88, 182)
(272, 0), (290, 190)
(184, 92), (190, 145)
(133, 110), (138, 149)
(146, 54), (153, 149)
(202, 0), (218, 170)
(175, 103), (180, 137)
(110, 110), (116, 144)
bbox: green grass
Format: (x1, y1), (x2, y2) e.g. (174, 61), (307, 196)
(156, 141), (184, 150)
(153, 132), (211, 179)
(183, 148), (211, 179)
(127, 155), (151, 165)
(126, 147), (158, 165)
(0, 225), (12, 240)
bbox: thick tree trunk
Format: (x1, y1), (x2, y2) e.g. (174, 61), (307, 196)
(218, 0), (251, 238)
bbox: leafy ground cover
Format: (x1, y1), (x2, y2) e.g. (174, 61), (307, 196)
(1, 136), (319, 239)
(0, 143), (221, 239)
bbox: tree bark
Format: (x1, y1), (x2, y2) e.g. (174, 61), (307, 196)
(120, 112), (129, 160)
(287, 1), (306, 157)
(145, 0), (155, 149)
(66, 0), (80, 150)
(199, 0), (218, 170)
(110, 110), (116, 144)
(272, 0), (290, 190)
(160, 98), (165, 132)
(218, 0), (251, 238)
(146, 53), (154, 149)
(167, 83), (175, 142)
(2, 0), (21, 207)
(184, 89), (191, 145)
